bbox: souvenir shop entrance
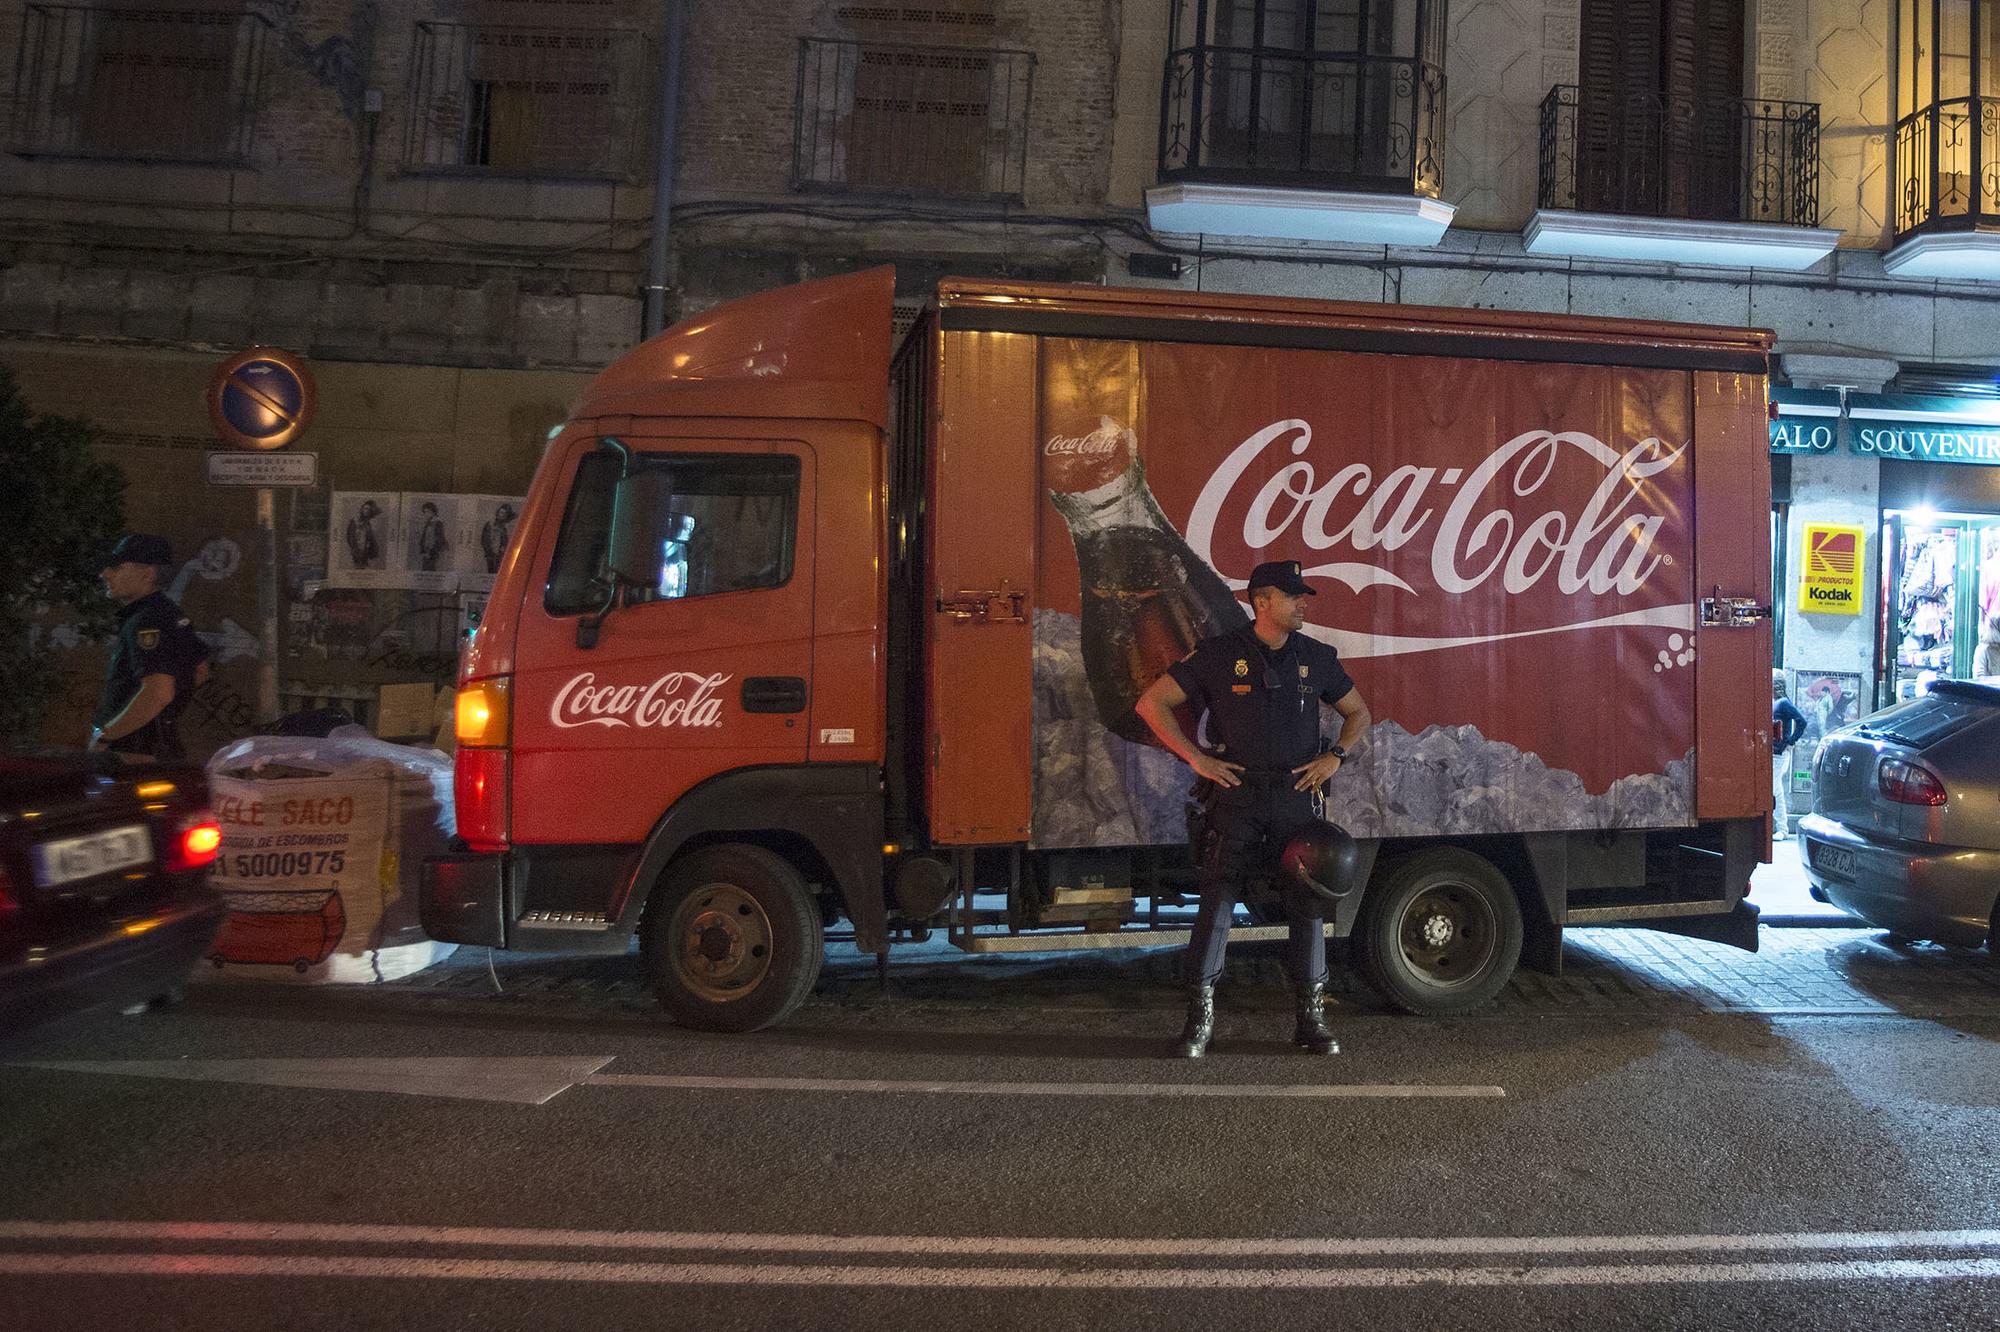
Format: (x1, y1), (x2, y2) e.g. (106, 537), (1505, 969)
(1880, 461), (2000, 705)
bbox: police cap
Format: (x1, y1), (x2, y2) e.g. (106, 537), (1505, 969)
(106, 533), (173, 567)
(1248, 560), (1314, 596)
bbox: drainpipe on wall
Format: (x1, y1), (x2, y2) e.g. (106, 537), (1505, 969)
(644, 0), (687, 339)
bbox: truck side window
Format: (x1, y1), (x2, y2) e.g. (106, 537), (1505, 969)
(545, 451), (802, 616)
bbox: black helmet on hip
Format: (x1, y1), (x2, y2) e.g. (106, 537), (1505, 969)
(1278, 822), (1360, 906)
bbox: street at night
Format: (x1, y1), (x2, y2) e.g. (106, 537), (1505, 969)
(4, 924), (1998, 1330)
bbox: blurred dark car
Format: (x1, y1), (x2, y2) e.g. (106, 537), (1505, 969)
(1798, 680), (2000, 951)
(0, 757), (225, 1035)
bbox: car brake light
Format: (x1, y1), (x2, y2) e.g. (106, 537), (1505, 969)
(169, 814), (224, 871)
(456, 676), (512, 748)
(1878, 757), (1947, 806)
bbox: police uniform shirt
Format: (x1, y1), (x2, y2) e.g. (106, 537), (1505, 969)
(95, 591), (207, 745)
(1167, 628), (1354, 770)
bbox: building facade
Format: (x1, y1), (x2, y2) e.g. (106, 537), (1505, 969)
(3, 0), (1999, 806)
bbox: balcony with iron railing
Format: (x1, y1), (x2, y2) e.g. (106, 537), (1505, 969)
(792, 37), (1035, 201)
(1526, 85), (1839, 270)
(1158, 45), (1445, 198)
(1893, 96), (2000, 239)
(1144, 1), (1454, 249)
(8, 3), (272, 164)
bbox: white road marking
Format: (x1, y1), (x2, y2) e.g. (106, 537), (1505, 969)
(7, 1059), (1502, 1103)
(581, 1074), (1506, 1098)
(1, 1253), (1996, 1289)
(13, 1057), (615, 1105)
(2, 1221), (1996, 1260)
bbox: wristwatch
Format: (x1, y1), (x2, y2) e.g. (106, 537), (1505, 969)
(1327, 744), (1347, 760)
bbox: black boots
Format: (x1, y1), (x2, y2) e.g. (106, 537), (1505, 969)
(1172, 984), (1216, 1058)
(1293, 982), (1340, 1055)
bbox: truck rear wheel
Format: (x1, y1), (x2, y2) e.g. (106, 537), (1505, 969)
(1354, 848), (1522, 1016)
(642, 844), (824, 1033)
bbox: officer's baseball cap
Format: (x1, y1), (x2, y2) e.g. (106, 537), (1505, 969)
(1247, 560), (1314, 596)
(105, 533), (173, 567)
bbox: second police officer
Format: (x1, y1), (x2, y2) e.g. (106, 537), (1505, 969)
(1136, 560), (1371, 1059)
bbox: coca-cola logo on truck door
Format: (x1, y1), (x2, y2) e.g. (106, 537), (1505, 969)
(1029, 337), (1697, 850)
(549, 671), (730, 729)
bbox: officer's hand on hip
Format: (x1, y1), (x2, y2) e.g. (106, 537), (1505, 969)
(1292, 752), (1343, 792)
(1189, 752), (1244, 788)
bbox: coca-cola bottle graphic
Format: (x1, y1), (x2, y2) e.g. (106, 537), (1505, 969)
(1049, 416), (1249, 745)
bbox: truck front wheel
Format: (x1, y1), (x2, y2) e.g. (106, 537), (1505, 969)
(642, 844), (824, 1033)
(1354, 849), (1522, 1016)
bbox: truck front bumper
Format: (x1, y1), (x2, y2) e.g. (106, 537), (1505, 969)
(419, 851), (507, 948)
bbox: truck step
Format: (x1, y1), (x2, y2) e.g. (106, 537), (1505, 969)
(951, 923), (1337, 955)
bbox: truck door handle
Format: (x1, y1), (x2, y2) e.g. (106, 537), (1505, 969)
(742, 676), (807, 714)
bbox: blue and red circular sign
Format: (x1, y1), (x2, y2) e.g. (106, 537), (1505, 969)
(207, 347), (315, 450)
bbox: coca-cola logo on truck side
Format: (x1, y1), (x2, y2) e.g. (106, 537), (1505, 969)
(1186, 423), (1684, 602)
(550, 671), (730, 729)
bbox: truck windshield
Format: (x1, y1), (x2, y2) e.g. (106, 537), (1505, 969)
(544, 450), (801, 615)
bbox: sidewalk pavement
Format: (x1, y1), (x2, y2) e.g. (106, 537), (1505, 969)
(1750, 830), (1855, 927)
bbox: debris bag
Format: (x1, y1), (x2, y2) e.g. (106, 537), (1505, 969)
(204, 725), (457, 982)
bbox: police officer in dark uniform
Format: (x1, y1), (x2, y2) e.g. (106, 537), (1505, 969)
(1136, 560), (1371, 1058)
(89, 534), (209, 762)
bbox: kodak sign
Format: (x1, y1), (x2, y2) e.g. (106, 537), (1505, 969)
(1798, 523), (1865, 615)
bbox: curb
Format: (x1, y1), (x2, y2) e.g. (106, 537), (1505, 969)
(1759, 912), (1865, 929)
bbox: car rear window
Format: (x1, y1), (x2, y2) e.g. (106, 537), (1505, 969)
(1857, 690), (1998, 749)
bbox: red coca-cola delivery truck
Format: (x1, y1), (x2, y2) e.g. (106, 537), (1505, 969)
(422, 267), (1776, 1031)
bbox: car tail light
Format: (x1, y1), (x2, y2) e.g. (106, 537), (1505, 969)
(169, 813), (224, 871)
(1878, 757), (1947, 806)
(456, 748), (510, 853)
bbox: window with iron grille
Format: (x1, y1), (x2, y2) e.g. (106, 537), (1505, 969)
(8, 4), (271, 162)
(404, 20), (648, 177)
(794, 37), (1034, 199)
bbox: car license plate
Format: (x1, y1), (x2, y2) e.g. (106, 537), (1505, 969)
(1807, 840), (1856, 879)
(32, 825), (153, 888)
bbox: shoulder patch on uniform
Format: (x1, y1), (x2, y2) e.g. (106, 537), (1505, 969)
(136, 628), (161, 650)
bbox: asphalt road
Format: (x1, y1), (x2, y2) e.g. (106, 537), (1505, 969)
(2, 929), (1997, 1331)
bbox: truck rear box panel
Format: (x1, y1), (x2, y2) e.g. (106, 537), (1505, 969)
(924, 317), (1770, 849)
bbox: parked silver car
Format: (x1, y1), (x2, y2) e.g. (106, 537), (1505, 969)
(1797, 680), (2000, 950)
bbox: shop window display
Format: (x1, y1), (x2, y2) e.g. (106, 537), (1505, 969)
(1887, 514), (2000, 699)
(1894, 525), (1959, 696)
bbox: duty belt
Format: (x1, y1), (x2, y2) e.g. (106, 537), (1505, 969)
(1227, 765), (1328, 818)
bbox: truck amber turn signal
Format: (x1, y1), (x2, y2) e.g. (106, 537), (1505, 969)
(456, 677), (512, 748)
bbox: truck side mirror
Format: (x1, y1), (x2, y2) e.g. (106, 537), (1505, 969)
(577, 452), (669, 651)
(608, 469), (668, 586)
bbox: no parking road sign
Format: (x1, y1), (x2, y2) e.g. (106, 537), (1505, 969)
(207, 347), (315, 451)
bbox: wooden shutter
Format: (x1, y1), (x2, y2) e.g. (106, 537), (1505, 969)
(1578, 0), (1660, 213)
(1577, 0), (1741, 217)
(1689, 0), (1745, 219)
